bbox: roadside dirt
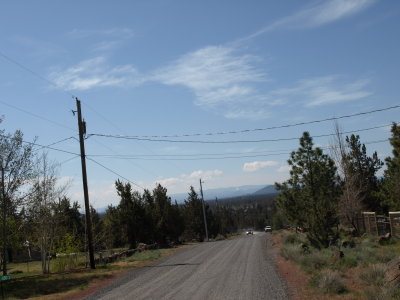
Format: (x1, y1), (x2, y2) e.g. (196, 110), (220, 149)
(272, 233), (314, 300)
(272, 232), (364, 300)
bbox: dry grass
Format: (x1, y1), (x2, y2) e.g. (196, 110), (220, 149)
(276, 230), (400, 299)
(2, 247), (180, 299)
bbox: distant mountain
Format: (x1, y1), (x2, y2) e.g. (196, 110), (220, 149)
(170, 184), (271, 202)
(252, 185), (278, 195)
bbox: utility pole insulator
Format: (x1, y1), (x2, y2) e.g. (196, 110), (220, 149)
(76, 99), (95, 269)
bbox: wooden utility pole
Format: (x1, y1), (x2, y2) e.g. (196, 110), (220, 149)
(76, 98), (95, 269)
(1, 163), (7, 275)
(199, 179), (209, 241)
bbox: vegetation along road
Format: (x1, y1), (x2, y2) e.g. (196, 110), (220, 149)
(85, 232), (288, 300)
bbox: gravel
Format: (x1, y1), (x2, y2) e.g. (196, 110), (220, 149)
(84, 232), (288, 300)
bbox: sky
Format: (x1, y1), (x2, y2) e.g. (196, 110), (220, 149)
(0, 0), (399, 209)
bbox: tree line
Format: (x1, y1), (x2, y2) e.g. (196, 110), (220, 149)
(1, 118), (275, 274)
(275, 122), (400, 249)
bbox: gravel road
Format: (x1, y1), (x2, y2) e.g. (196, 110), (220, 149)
(85, 232), (288, 300)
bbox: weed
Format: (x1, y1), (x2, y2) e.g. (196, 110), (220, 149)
(282, 233), (306, 245)
(315, 269), (347, 294)
(364, 285), (400, 300)
(280, 244), (302, 263)
(360, 263), (387, 286)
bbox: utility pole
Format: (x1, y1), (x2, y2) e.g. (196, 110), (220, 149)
(75, 98), (95, 269)
(199, 179), (209, 242)
(1, 162), (7, 275)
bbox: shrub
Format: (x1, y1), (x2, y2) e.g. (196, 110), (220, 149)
(375, 248), (398, 264)
(214, 234), (226, 241)
(316, 270), (347, 294)
(300, 250), (330, 273)
(364, 285), (400, 300)
(360, 263), (387, 286)
(282, 233), (306, 245)
(52, 254), (80, 272)
(281, 244), (302, 262)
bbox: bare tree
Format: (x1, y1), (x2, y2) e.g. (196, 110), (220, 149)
(0, 127), (35, 275)
(27, 153), (69, 273)
(330, 122), (364, 235)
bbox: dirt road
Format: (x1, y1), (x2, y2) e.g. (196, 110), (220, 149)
(85, 232), (288, 300)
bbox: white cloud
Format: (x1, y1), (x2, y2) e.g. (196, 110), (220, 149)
(49, 56), (142, 90)
(154, 169), (223, 193)
(243, 161), (279, 172)
(244, 0), (376, 40)
(151, 46), (268, 119)
(271, 76), (371, 107)
(277, 165), (291, 173)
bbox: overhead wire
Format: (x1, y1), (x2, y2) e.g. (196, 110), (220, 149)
(0, 133), (80, 156)
(86, 138), (390, 161)
(87, 157), (145, 190)
(90, 104), (399, 138)
(0, 99), (75, 131)
(88, 123), (393, 144)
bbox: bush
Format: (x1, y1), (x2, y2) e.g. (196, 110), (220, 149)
(360, 263), (387, 286)
(52, 254), (80, 272)
(315, 270), (347, 294)
(282, 233), (306, 245)
(281, 244), (303, 262)
(364, 285), (400, 300)
(300, 250), (330, 273)
(214, 234), (226, 241)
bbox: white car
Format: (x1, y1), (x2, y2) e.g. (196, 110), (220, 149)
(246, 229), (253, 235)
(264, 226), (272, 233)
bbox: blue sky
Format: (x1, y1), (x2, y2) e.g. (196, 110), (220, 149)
(1, 0), (399, 208)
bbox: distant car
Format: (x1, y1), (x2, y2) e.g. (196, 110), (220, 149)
(264, 226), (272, 233)
(246, 229), (253, 235)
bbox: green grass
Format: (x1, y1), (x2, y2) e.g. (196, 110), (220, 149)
(127, 249), (170, 263)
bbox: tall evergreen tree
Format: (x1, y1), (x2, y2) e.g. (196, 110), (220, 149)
(182, 187), (206, 241)
(345, 134), (383, 211)
(378, 123), (400, 211)
(275, 132), (340, 248)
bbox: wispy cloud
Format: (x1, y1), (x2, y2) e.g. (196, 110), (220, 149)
(151, 45), (268, 119)
(67, 28), (135, 39)
(67, 28), (135, 52)
(243, 161), (279, 172)
(49, 56), (142, 90)
(154, 169), (223, 192)
(271, 76), (372, 107)
(243, 0), (376, 40)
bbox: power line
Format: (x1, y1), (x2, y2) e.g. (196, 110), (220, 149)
(59, 155), (80, 165)
(89, 148), (289, 158)
(88, 104), (400, 138)
(34, 136), (78, 152)
(0, 100), (75, 131)
(88, 123), (393, 144)
(86, 157), (145, 190)
(0, 133), (80, 156)
(0, 50), (75, 98)
(86, 138), (389, 161)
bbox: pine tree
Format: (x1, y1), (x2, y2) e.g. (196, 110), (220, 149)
(345, 134), (383, 211)
(378, 123), (400, 211)
(275, 132), (340, 248)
